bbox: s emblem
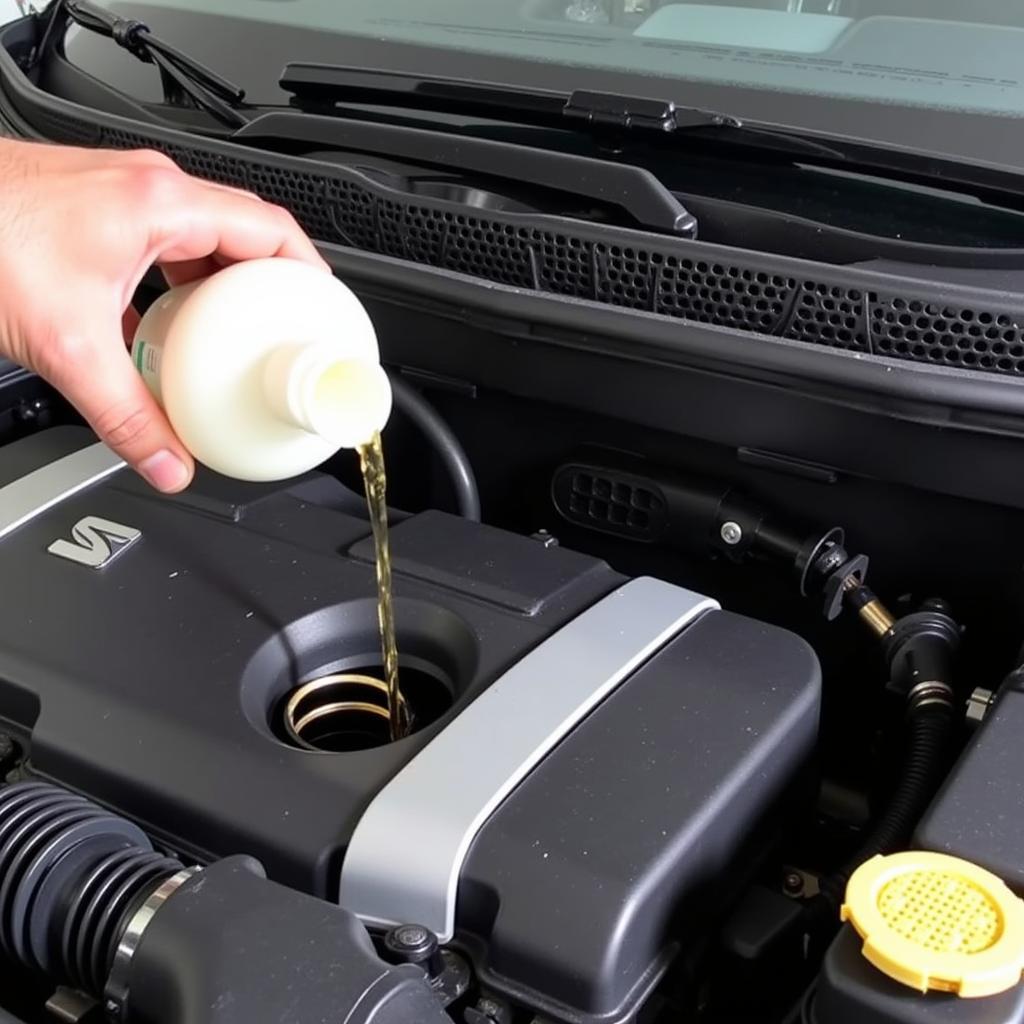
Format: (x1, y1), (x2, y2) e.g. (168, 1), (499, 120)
(47, 516), (141, 569)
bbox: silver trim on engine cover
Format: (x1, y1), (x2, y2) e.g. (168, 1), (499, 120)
(0, 442), (125, 541)
(338, 575), (718, 941)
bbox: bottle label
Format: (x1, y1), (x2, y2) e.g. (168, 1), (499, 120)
(133, 339), (163, 403)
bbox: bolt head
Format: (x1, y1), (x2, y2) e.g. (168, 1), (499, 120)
(383, 923), (438, 966)
(783, 871), (805, 896)
(720, 521), (743, 546)
(393, 924), (429, 948)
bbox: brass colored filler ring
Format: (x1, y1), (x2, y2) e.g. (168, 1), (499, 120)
(284, 673), (409, 750)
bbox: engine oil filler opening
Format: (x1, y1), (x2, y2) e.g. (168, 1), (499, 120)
(276, 664), (453, 752)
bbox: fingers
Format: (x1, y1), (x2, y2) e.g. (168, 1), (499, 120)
(160, 257), (223, 288)
(138, 168), (328, 273)
(39, 324), (194, 493)
(201, 178), (269, 203)
(121, 305), (141, 345)
(102, 160), (325, 493)
(0, 142), (328, 499)
(160, 251), (247, 288)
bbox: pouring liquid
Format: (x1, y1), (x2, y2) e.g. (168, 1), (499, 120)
(358, 432), (409, 741)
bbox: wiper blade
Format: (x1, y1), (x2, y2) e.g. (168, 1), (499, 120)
(281, 63), (569, 131)
(293, 66), (1024, 205)
(280, 64), (845, 163)
(35, 0), (248, 129)
(235, 110), (699, 237)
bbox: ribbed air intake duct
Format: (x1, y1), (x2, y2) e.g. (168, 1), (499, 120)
(0, 780), (459, 1023)
(0, 780), (184, 996)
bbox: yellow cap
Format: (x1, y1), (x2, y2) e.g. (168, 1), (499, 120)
(841, 852), (1024, 998)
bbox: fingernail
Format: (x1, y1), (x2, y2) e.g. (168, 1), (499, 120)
(138, 449), (189, 492)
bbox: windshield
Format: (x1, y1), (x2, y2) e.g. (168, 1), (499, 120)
(62, 2), (1024, 167)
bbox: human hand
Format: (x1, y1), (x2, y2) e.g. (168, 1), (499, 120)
(0, 138), (328, 492)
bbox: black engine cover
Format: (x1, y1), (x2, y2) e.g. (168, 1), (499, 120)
(0, 427), (616, 893)
(0, 426), (820, 1023)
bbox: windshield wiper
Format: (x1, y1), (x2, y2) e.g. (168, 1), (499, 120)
(280, 64), (1024, 213)
(32, 0), (249, 129)
(235, 109), (699, 237)
(280, 63), (847, 164)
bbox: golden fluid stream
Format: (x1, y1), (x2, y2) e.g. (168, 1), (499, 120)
(358, 431), (408, 741)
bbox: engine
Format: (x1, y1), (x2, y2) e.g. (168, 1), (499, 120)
(0, 425), (820, 1023)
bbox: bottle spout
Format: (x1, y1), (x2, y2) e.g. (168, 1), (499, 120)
(263, 343), (392, 449)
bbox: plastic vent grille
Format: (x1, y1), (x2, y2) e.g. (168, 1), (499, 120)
(327, 179), (379, 251)
(537, 234), (594, 297)
(378, 202), (445, 265)
(788, 283), (869, 351)
(596, 244), (656, 310)
(871, 295), (1024, 373)
(552, 465), (667, 540)
(659, 258), (794, 331)
(73, 124), (1024, 380)
(441, 217), (537, 288)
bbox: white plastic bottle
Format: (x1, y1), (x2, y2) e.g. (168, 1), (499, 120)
(131, 258), (392, 482)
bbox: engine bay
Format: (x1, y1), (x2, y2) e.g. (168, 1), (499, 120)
(1, 360), (1023, 1023)
(0, 423), (822, 1022)
(3, 0), (1024, 1018)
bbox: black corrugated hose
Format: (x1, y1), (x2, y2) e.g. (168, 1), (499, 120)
(0, 780), (185, 996)
(807, 601), (961, 930)
(814, 699), (956, 918)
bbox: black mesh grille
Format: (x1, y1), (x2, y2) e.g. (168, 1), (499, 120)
(28, 106), (100, 145)
(327, 179), (379, 250)
(870, 296), (1024, 374)
(595, 244), (656, 311)
(442, 217), (536, 287)
(788, 283), (869, 352)
(378, 202), (444, 265)
(569, 470), (662, 531)
(69, 124), (1024, 380)
(552, 465), (668, 540)
(537, 233), (594, 297)
(659, 259), (795, 332)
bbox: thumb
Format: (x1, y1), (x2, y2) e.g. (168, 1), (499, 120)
(45, 329), (194, 493)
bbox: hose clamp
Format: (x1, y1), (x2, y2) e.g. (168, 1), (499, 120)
(907, 680), (954, 713)
(966, 687), (995, 729)
(104, 866), (200, 1020)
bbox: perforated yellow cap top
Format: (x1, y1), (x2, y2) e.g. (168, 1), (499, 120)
(841, 851), (1024, 998)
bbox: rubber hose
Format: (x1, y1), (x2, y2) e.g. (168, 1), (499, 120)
(0, 780), (183, 996)
(390, 375), (481, 522)
(815, 702), (955, 916)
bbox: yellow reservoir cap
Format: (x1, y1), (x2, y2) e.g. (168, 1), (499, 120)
(841, 851), (1024, 998)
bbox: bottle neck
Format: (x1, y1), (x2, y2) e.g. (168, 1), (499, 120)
(262, 342), (392, 449)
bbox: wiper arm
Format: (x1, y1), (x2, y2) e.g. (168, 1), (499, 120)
(235, 109), (699, 237)
(279, 64), (1024, 209)
(34, 0), (248, 129)
(563, 89), (740, 133)
(563, 88), (846, 162)
(280, 64), (845, 163)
